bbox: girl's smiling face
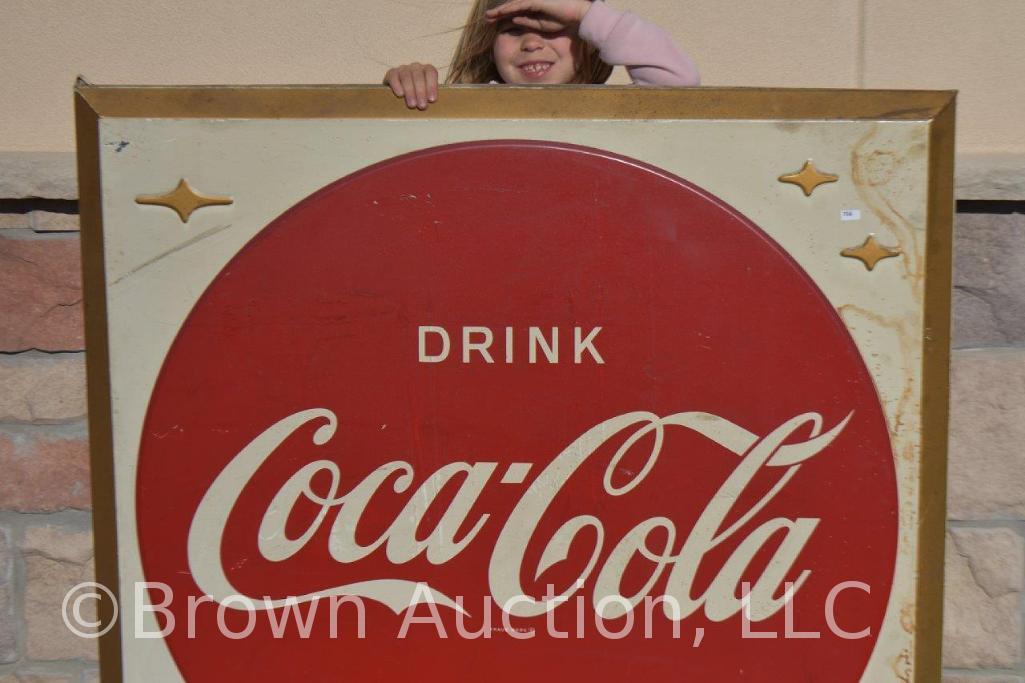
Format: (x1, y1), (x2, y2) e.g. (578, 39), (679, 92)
(492, 20), (580, 84)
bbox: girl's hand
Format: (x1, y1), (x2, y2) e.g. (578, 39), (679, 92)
(384, 63), (439, 110)
(484, 0), (592, 32)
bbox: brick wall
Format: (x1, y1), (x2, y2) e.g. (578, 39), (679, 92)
(0, 201), (97, 682)
(944, 207), (1025, 682)
(0, 191), (1022, 681)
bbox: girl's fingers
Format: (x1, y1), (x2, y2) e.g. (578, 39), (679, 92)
(511, 14), (565, 31)
(426, 65), (439, 103)
(486, 0), (581, 27)
(486, 0), (588, 23)
(485, 0), (537, 19)
(398, 70), (418, 108)
(510, 15), (542, 30)
(411, 66), (429, 110)
(385, 64), (438, 109)
(385, 69), (405, 97)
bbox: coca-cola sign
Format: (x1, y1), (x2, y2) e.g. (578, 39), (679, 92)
(134, 141), (898, 681)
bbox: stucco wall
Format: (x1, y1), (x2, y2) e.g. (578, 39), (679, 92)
(2, 0), (1025, 158)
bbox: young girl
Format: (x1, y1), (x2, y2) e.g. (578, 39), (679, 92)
(385, 0), (700, 110)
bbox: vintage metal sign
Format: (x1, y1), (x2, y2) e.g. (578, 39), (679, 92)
(75, 86), (954, 682)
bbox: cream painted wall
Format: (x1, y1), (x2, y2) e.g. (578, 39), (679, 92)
(864, 0), (1025, 154)
(0, 0), (1022, 154)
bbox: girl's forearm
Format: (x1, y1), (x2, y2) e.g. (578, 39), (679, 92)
(579, 1), (700, 86)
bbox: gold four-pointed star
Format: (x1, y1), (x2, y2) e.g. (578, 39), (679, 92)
(841, 234), (902, 271)
(136, 179), (233, 223)
(779, 160), (839, 197)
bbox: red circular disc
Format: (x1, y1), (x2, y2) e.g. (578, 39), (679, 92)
(138, 141), (897, 682)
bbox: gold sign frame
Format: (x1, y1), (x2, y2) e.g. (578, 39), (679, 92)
(75, 84), (954, 682)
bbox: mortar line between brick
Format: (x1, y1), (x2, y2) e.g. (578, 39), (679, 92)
(943, 666), (1025, 676)
(0, 199), (78, 213)
(7, 514), (27, 669)
(0, 420), (90, 431)
(0, 660), (91, 679)
(0, 227), (81, 242)
(0, 511), (93, 530)
(0, 663), (22, 677)
(0, 418), (88, 428)
(0, 349), (87, 357)
(948, 520), (1025, 529)
(0, 350), (86, 360)
(952, 344), (1025, 353)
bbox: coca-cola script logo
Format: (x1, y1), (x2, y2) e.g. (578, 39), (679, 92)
(138, 141), (897, 681)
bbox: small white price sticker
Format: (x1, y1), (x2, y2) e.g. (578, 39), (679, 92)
(841, 209), (861, 221)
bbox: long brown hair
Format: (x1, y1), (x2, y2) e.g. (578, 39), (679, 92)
(446, 0), (613, 84)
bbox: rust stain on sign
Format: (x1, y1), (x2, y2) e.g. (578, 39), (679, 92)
(837, 303), (917, 449)
(850, 126), (928, 305)
(892, 648), (912, 682)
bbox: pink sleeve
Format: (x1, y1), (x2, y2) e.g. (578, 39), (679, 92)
(578, 1), (700, 86)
